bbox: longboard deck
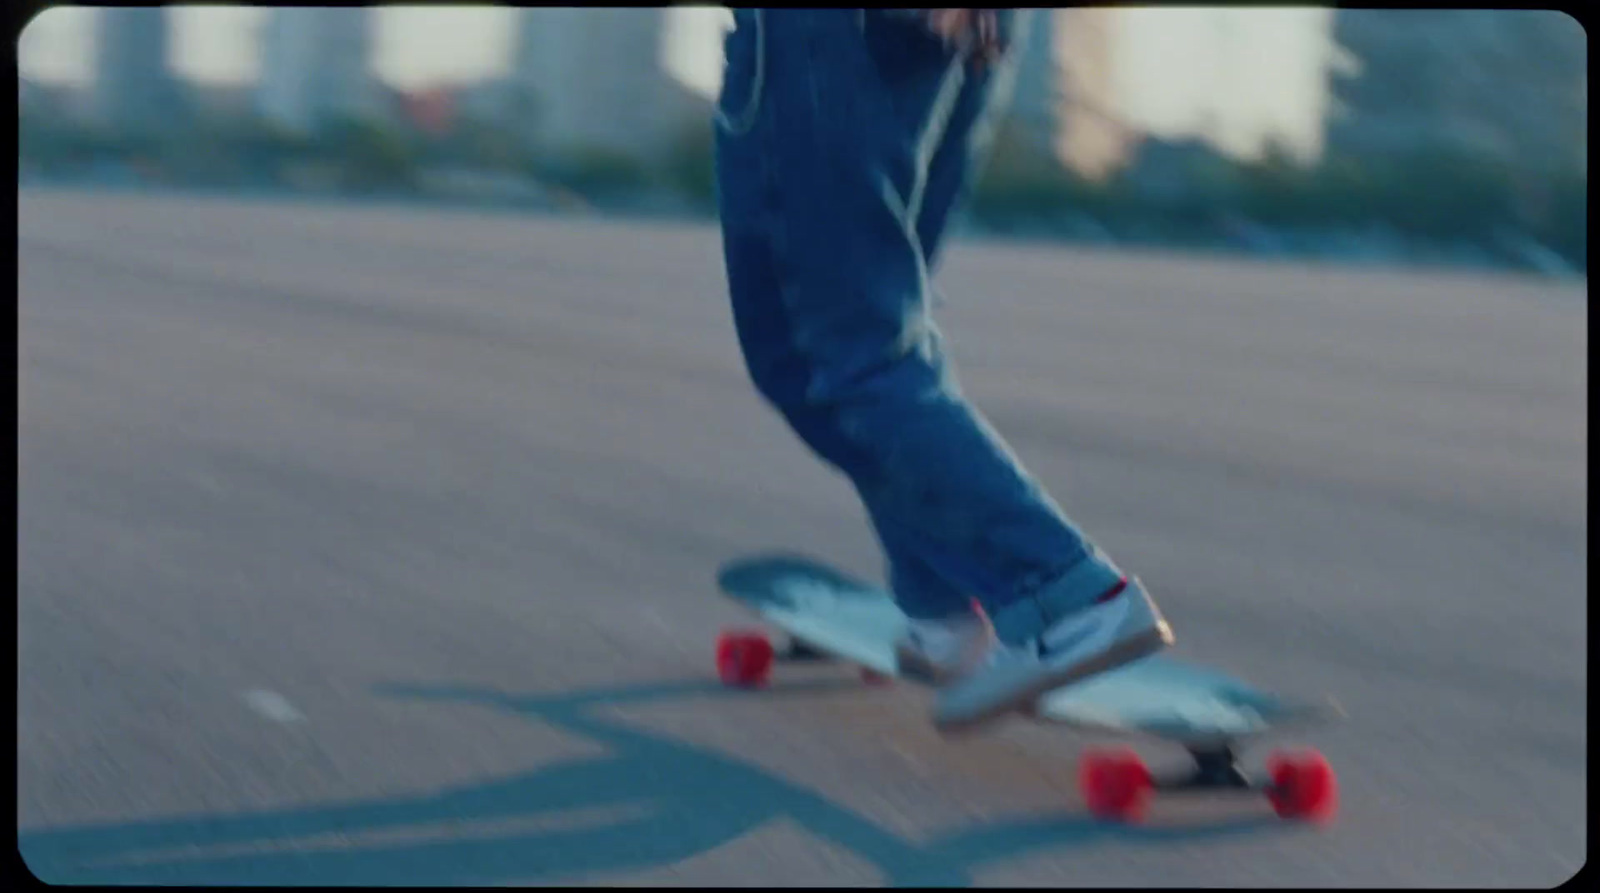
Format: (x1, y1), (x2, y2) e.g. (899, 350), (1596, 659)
(718, 552), (1342, 744)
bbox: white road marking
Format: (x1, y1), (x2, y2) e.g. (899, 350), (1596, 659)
(243, 689), (306, 724)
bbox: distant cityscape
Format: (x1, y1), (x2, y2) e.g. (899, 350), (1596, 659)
(23, 9), (709, 164)
(18, 9), (1587, 276)
(20, 9), (1583, 173)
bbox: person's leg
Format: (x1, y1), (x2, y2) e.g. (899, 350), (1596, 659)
(718, 9), (973, 623)
(801, 14), (1130, 607)
(720, 7), (1117, 614)
(864, 14), (1171, 727)
(859, 11), (1024, 634)
(881, 9), (1116, 627)
(716, 10), (1169, 726)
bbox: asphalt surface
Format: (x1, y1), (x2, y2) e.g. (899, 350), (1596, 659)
(17, 189), (1587, 886)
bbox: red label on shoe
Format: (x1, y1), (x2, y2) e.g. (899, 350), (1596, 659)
(1094, 578), (1129, 604)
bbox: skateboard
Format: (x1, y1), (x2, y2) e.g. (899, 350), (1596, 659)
(716, 552), (1344, 823)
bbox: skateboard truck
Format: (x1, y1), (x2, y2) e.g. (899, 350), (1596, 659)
(1080, 741), (1337, 823)
(1155, 743), (1254, 792)
(775, 636), (896, 685)
(778, 637), (830, 663)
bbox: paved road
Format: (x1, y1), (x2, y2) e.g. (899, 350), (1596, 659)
(18, 190), (1586, 886)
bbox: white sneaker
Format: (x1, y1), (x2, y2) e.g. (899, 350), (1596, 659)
(894, 614), (992, 685)
(932, 576), (1174, 733)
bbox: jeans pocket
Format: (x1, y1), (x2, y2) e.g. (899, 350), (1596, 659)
(715, 9), (765, 137)
(859, 10), (960, 96)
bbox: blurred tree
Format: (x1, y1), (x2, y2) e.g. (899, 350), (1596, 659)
(1111, 136), (1242, 233)
(321, 115), (419, 192)
(1531, 169), (1586, 270)
(18, 108), (110, 175)
(545, 145), (654, 200)
(1236, 137), (1316, 225)
(662, 121), (716, 208)
(1328, 11), (1584, 179)
(969, 119), (1091, 223)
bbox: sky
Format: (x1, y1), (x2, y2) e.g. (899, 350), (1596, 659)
(18, 6), (1334, 158)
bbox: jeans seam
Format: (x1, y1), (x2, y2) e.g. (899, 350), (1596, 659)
(906, 58), (968, 232)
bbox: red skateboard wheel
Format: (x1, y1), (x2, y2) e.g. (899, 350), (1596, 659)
(715, 629), (775, 688)
(1079, 747), (1154, 822)
(1266, 748), (1339, 823)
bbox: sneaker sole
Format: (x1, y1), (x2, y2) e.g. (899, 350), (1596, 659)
(932, 622), (1174, 735)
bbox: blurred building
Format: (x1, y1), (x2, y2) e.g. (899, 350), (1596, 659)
(91, 8), (181, 134)
(511, 8), (709, 166)
(1097, 9), (1337, 165)
(1003, 9), (1140, 181)
(1054, 8), (1141, 181)
(1007, 10), (1061, 154)
(1326, 10), (1586, 174)
(457, 80), (525, 127)
(256, 8), (381, 136)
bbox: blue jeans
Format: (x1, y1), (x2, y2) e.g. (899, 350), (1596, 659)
(714, 9), (1124, 626)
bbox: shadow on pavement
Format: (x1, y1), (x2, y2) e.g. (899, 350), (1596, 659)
(20, 678), (1290, 886)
